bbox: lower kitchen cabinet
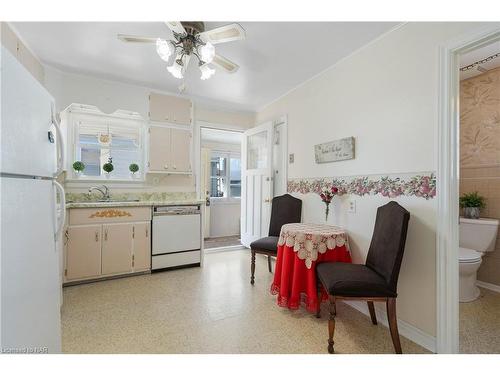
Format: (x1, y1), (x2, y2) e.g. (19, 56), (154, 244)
(102, 223), (133, 276)
(64, 207), (152, 284)
(66, 225), (102, 281)
(133, 222), (151, 271)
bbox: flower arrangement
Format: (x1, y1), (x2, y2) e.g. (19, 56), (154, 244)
(319, 186), (339, 221)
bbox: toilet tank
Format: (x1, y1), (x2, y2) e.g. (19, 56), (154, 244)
(459, 218), (499, 253)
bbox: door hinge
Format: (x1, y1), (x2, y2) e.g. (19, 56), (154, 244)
(132, 227), (135, 239)
(64, 269), (67, 277)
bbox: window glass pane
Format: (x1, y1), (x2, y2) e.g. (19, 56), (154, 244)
(76, 121), (142, 179)
(229, 157), (241, 198)
(210, 177), (226, 198)
(247, 130), (267, 169)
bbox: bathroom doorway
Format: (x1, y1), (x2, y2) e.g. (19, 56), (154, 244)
(437, 25), (500, 354)
(457, 38), (500, 353)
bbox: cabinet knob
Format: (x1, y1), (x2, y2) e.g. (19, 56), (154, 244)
(173, 165), (177, 169)
(164, 164), (168, 169)
(95, 231), (99, 242)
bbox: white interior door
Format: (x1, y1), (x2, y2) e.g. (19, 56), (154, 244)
(241, 121), (274, 247)
(200, 147), (211, 238)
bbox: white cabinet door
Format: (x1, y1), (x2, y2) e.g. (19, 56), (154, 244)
(133, 222), (151, 271)
(101, 223), (133, 275)
(149, 93), (192, 125)
(149, 126), (171, 172)
(170, 128), (191, 172)
(66, 225), (102, 280)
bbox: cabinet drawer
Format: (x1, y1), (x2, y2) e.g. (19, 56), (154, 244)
(69, 207), (152, 225)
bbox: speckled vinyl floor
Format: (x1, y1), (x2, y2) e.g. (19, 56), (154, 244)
(62, 250), (429, 354)
(460, 287), (500, 353)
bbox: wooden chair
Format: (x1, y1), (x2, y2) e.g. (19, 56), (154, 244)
(316, 201), (410, 354)
(249, 194), (302, 284)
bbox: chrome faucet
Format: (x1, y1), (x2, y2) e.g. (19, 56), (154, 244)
(88, 185), (110, 201)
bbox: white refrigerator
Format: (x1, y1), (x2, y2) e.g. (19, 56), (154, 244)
(1, 46), (65, 353)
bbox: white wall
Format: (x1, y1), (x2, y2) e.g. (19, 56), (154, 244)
(44, 67), (255, 194)
(256, 22), (488, 342)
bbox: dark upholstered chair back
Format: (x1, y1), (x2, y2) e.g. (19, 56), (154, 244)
(268, 194), (302, 237)
(365, 201), (410, 292)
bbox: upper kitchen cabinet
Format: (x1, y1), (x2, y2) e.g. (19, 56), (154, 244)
(148, 126), (192, 174)
(149, 93), (192, 126)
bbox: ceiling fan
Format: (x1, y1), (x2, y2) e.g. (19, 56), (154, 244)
(118, 22), (245, 81)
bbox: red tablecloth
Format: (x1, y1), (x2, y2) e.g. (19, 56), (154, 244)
(270, 224), (352, 312)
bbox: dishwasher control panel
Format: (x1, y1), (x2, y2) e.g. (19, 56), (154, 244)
(153, 205), (201, 216)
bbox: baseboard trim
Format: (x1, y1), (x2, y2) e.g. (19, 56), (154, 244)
(477, 280), (500, 293)
(344, 300), (437, 353)
(204, 245), (246, 254)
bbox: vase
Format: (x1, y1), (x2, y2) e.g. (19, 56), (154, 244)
(325, 203), (330, 222)
(464, 207), (480, 219)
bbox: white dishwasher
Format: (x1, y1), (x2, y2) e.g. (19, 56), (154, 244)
(152, 205), (201, 271)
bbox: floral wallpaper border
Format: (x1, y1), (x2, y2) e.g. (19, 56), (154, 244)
(287, 173), (436, 200)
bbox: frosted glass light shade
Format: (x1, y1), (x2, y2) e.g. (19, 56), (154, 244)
(156, 39), (174, 62)
(200, 64), (215, 80)
(167, 61), (183, 79)
(199, 42), (215, 64)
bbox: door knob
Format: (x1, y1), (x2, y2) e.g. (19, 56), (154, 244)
(264, 199), (271, 203)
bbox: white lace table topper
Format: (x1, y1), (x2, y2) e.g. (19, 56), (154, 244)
(278, 223), (349, 268)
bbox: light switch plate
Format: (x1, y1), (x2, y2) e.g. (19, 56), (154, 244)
(348, 199), (356, 213)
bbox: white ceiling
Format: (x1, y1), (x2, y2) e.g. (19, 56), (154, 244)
(201, 128), (242, 145)
(11, 22), (398, 112)
(460, 40), (500, 80)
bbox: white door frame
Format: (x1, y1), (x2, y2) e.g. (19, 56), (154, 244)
(436, 23), (500, 354)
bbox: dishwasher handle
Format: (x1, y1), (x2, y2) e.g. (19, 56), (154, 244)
(153, 211), (200, 216)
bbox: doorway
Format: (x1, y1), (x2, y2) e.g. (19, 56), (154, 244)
(437, 25), (500, 353)
(200, 127), (243, 250)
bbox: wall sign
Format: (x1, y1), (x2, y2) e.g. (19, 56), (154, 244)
(314, 137), (355, 163)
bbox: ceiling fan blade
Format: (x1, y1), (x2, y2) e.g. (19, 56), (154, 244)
(212, 54), (239, 73)
(117, 34), (158, 43)
(165, 22), (187, 36)
(198, 23), (245, 45)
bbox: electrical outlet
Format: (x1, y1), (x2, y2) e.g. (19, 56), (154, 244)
(348, 199), (356, 213)
(289, 153), (295, 163)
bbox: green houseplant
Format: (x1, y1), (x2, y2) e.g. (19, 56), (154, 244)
(72, 161), (85, 176)
(102, 157), (114, 177)
(459, 192), (486, 219)
(129, 163), (139, 176)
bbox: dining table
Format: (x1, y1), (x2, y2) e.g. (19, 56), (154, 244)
(270, 223), (352, 312)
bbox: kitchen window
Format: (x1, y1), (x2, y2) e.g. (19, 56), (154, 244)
(210, 152), (241, 200)
(74, 120), (144, 180)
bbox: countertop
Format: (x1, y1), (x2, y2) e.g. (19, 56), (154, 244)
(66, 200), (204, 209)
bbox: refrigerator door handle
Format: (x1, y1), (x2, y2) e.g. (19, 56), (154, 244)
(52, 106), (65, 177)
(53, 180), (66, 240)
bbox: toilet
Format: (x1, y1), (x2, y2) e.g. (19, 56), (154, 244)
(459, 217), (499, 302)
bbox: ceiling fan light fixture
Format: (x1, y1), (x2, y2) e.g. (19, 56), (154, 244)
(199, 42), (215, 64)
(156, 38), (174, 62)
(167, 60), (184, 79)
(200, 63), (216, 80)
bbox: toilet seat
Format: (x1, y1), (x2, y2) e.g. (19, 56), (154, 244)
(459, 247), (482, 263)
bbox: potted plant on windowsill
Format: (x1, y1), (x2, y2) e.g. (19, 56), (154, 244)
(72, 161), (85, 177)
(129, 163), (139, 178)
(102, 157), (114, 178)
(459, 191), (486, 219)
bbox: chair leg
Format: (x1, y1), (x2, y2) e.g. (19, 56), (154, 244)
(316, 288), (322, 318)
(250, 250), (256, 285)
(386, 297), (402, 354)
(267, 255), (272, 273)
(327, 297), (336, 354)
(367, 301), (378, 325)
